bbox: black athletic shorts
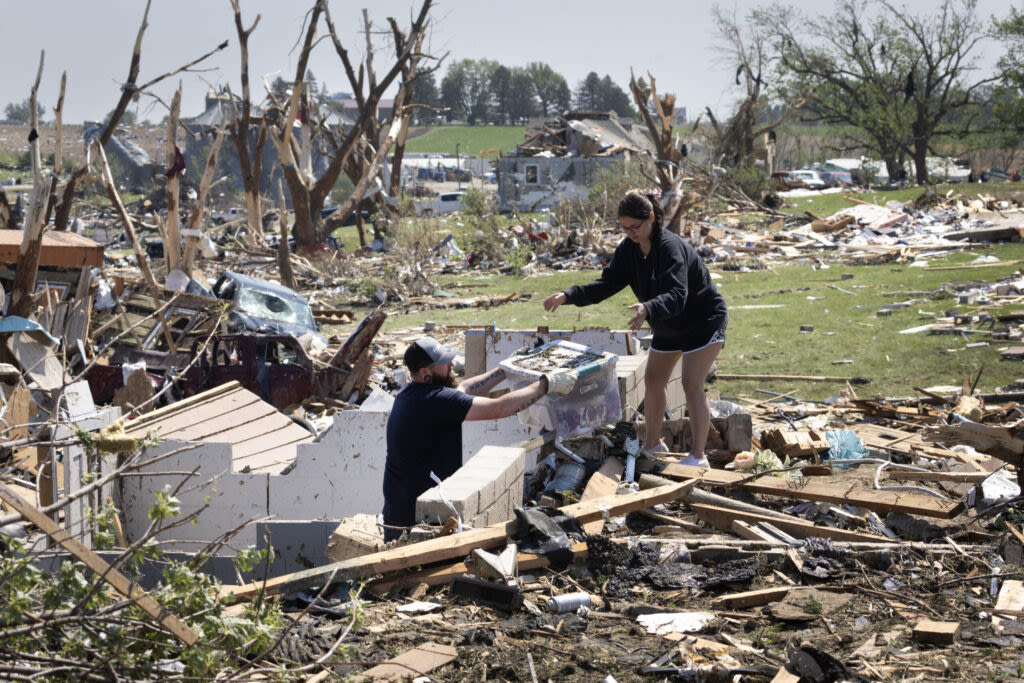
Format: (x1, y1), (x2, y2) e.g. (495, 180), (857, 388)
(651, 316), (728, 354)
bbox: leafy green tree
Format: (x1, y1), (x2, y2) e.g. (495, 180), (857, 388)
(441, 58), (499, 124)
(991, 7), (1024, 159)
(508, 67), (537, 122)
(575, 73), (634, 117)
(575, 72), (603, 110)
(490, 65), (513, 123)
(526, 62), (570, 116)
(599, 75), (635, 118)
(756, 0), (994, 183)
(411, 71), (440, 124)
(4, 97), (44, 124)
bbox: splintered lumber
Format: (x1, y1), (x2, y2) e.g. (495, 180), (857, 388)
(657, 463), (964, 518)
(731, 519), (785, 544)
(371, 542), (589, 594)
(359, 642), (458, 680)
(761, 428), (830, 458)
(224, 480), (696, 600)
(579, 457), (624, 534)
(885, 470), (991, 484)
(692, 503), (894, 543)
(712, 586), (801, 610)
(811, 215), (855, 233)
(912, 620), (960, 645)
(993, 580), (1024, 633)
(922, 421), (1024, 469)
(715, 373), (868, 383)
(0, 482), (199, 646)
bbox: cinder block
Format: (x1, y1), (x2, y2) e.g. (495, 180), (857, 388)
(415, 481), (480, 523)
(491, 489), (512, 524)
(507, 479), (523, 509)
(415, 495), (455, 525)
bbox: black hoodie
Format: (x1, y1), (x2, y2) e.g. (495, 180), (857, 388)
(563, 228), (727, 347)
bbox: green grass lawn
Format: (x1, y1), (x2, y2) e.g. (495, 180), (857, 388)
(379, 241), (1024, 403)
(778, 182), (1024, 220)
(403, 125), (526, 159)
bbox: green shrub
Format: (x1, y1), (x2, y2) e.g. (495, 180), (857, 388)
(733, 165), (770, 202)
(460, 186), (493, 217)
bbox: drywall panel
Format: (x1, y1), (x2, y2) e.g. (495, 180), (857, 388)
(120, 440), (268, 554)
(268, 411), (390, 521)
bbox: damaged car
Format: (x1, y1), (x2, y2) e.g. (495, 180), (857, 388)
(211, 271), (323, 342)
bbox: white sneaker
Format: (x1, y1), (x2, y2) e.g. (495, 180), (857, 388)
(677, 453), (710, 468)
(641, 440), (669, 456)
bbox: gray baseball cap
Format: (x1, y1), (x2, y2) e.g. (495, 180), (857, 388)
(404, 337), (457, 372)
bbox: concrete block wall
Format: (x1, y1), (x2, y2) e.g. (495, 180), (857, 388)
(416, 445), (525, 528)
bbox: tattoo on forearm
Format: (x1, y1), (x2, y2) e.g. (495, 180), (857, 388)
(511, 391), (544, 413)
(466, 368), (504, 394)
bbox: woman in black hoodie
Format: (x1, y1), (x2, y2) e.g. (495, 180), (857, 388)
(543, 190), (727, 466)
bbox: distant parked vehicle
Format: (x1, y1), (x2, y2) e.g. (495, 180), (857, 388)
(819, 170), (854, 187)
(791, 170), (827, 188)
(982, 168), (1020, 182)
(212, 207), (246, 224)
(320, 206), (372, 226)
(414, 191), (466, 217)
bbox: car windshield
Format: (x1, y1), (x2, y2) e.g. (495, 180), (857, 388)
(236, 287), (316, 330)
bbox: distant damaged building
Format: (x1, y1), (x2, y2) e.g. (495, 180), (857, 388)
(83, 122), (157, 193)
(497, 110), (653, 212)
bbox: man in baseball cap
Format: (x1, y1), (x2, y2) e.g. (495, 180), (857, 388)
(382, 337), (577, 541)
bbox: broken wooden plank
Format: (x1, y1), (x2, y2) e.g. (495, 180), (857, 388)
(370, 542), (589, 594)
(712, 586), (799, 610)
(579, 456), (624, 534)
(693, 503), (892, 543)
(912, 619), (960, 645)
(358, 641), (458, 680)
(922, 421), (1024, 469)
(224, 480), (696, 600)
(885, 470), (991, 484)
(731, 519), (786, 545)
(993, 580), (1024, 633)
(657, 463), (964, 518)
(0, 482), (199, 646)
(761, 428), (830, 458)
(715, 373), (868, 383)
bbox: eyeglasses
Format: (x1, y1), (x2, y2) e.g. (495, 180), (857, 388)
(616, 219), (646, 232)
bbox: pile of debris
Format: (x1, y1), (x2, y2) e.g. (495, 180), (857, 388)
(203, 380), (1024, 681)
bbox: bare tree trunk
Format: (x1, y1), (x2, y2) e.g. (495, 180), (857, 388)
(271, 0), (434, 245)
(387, 29), (430, 212)
(164, 87), (183, 272)
(182, 128), (225, 273)
(229, 1), (266, 244)
(45, 71), (66, 228)
(276, 178), (296, 290)
(93, 141), (177, 352)
(629, 72), (687, 235)
(10, 52), (54, 319)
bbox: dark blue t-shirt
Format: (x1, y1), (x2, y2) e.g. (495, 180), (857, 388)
(382, 382), (474, 529)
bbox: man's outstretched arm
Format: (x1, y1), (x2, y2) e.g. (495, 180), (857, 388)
(458, 367), (506, 397)
(465, 376), (548, 421)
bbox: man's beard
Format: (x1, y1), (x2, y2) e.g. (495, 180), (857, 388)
(427, 368), (457, 388)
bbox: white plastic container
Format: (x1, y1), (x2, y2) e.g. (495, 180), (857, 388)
(498, 340), (621, 437)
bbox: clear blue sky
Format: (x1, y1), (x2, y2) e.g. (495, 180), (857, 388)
(0, 0), (1008, 125)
